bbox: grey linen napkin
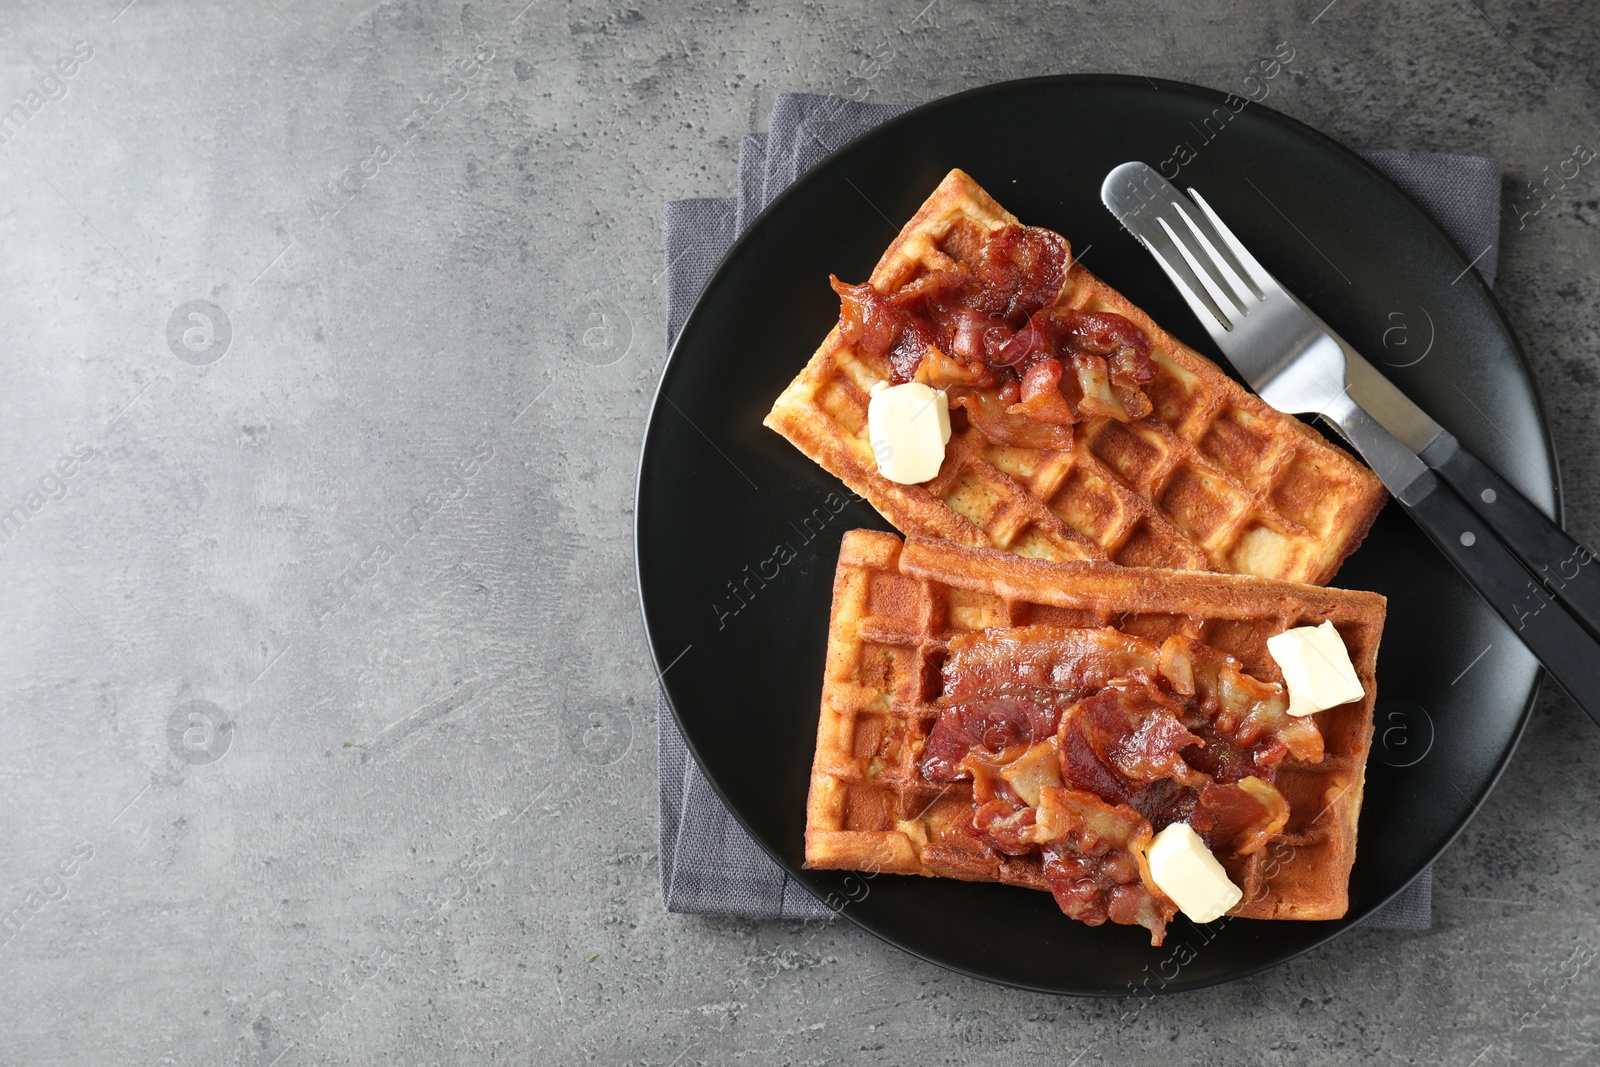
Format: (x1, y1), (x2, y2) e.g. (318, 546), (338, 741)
(659, 92), (1504, 928)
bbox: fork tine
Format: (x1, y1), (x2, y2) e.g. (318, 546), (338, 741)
(1186, 188), (1269, 302)
(1158, 213), (1249, 326)
(1159, 198), (1257, 319)
(1117, 205), (1236, 333)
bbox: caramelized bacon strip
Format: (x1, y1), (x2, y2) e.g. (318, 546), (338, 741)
(933, 625), (1172, 806)
(959, 739), (1066, 806)
(965, 743), (1052, 856)
(920, 690), (1079, 782)
(1011, 359), (1082, 425)
(943, 626), (1161, 701)
(949, 386), (1078, 451)
(831, 275), (933, 384)
(1071, 353), (1125, 420)
(972, 225), (1069, 324)
(972, 798), (1038, 856)
(1159, 636), (1323, 764)
(1194, 776), (1290, 856)
(829, 223), (1159, 442)
(916, 623), (1319, 931)
(992, 308), (1158, 420)
(1033, 786), (1176, 945)
(1057, 680), (1206, 798)
(998, 740), (1064, 807)
(1053, 671), (1296, 858)
(914, 344), (991, 389)
(1178, 725), (1258, 785)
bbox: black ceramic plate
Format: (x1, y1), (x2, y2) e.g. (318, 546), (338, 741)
(635, 76), (1558, 995)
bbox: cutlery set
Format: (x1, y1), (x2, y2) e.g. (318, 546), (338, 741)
(1103, 162), (1600, 726)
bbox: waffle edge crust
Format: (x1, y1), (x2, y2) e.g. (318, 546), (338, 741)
(764, 168), (1387, 586)
(805, 530), (1387, 923)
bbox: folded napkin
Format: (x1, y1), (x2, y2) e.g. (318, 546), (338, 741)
(659, 92), (1503, 929)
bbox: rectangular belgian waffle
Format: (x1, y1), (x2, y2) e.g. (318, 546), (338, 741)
(805, 529), (1387, 921)
(766, 169), (1387, 585)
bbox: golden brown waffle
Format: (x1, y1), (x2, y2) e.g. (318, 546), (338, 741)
(805, 529), (1387, 922)
(765, 169), (1386, 585)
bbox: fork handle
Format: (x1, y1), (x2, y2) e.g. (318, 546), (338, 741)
(1420, 431), (1600, 638)
(1400, 468), (1600, 727)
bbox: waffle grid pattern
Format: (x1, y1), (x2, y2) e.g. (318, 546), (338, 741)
(805, 530), (1387, 922)
(766, 169), (1387, 585)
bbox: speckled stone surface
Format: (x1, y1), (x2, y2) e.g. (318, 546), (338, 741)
(1, 1), (1597, 1064)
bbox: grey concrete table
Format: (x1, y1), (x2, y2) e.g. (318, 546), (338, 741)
(2, 1), (1597, 1064)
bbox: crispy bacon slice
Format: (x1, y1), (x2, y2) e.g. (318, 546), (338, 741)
(915, 344), (992, 389)
(949, 386), (1077, 451)
(830, 224), (1158, 443)
(998, 740), (1064, 807)
(931, 625), (1168, 790)
(921, 693), (1073, 782)
(964, 743), (1056, 856)
(831, 275), (933, 383)
(1051, 666), (1299, 857)
(1057, 680), (1206, 798)
(1071, 352), (1125, 420)
(1179, 724), (1259, 785)
(1159, 635), (1323, 764)
(972, 798), (1038, 856)
(958, 740), (1065, 808)
(943, 626), (1161, 701)
(1053, 306), (1155, 362)
(1033, 786), (1176, 945)
(990, 307), (1152, 365)
(1054, 679), (1212, 834)
(917, 624), (1317, 930)
(1010, 358), (1082, 425)
(1193, 776), (1290, 856)
(972, 225), (1069, 324)
(991, 307), (1157, 419)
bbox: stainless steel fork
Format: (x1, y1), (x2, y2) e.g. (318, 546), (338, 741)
(1102, 160), (1600, 729)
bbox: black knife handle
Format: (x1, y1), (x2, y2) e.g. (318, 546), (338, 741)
(1401, 469), (1600, 727)
(1421, 431), (1600, 638)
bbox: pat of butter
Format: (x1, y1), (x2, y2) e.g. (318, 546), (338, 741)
(1266, 620), (1364, 718)
(1147, 823), (1241, 924)
(868, 381), (951, 485)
